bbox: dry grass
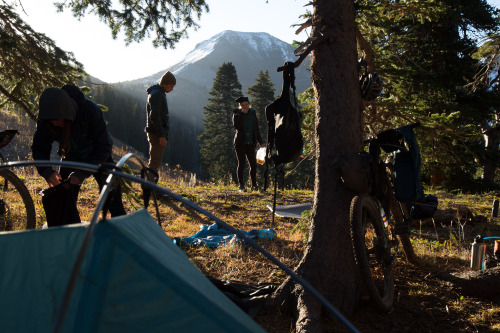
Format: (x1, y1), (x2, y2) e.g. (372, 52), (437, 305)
(2, 110), (500, 332)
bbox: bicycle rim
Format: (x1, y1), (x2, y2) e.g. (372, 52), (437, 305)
(350, 194), (394, 312)
(0, 169), (36, 231)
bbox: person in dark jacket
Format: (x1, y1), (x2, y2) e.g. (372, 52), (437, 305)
(32, 85), (126, 219)
(232, 96), (264, 192)
(145, 71), (176, 176)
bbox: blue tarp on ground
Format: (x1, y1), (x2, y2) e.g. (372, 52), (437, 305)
(173, 223), (276, 248)
(0, 209), (264, 333)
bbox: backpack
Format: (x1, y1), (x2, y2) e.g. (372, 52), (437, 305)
(377, 125), (424, 203)
(265, 63), (303, 167)
(263, 63), (304, 223)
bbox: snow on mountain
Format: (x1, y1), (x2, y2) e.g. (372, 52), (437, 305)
(139, 30), (310, 92)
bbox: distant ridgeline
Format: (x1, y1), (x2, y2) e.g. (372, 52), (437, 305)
(91, 31), (311, 176)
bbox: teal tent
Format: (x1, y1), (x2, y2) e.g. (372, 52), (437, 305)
(0, 209), (264, 333)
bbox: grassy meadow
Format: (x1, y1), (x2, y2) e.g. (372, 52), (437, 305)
(1, 110), (500, 332)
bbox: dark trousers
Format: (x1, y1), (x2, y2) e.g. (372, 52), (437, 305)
(235, 144), (257, 188)
(60, 162), (126, 218)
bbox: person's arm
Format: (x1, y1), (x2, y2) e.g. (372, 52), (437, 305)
(254, 112), (264, 147)
(69, 101), (113, 182)
(31, 120), (58, 182)
(232, 109), (243, 130)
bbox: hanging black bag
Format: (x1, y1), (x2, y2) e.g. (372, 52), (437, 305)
(41, 180), (81, 227)
(265, 62), (303, 168)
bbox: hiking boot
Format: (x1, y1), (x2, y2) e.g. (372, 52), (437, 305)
(238, 187), (246, 193)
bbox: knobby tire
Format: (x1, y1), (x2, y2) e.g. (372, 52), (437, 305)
(0, 169), (36, 230)
(350, 194), (394, 312)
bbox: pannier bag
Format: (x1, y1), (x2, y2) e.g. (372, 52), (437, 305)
(41, 180), (81, 227)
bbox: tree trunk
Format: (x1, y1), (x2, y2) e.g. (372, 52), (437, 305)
(481, 122), (500, 185)
(268, 1), (363, 331)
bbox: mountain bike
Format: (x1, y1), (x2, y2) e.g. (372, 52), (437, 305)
(0, 130), (36, 231)
(338, 123), (420, 312)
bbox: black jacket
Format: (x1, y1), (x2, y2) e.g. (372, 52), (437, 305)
(232, 108), (263, 148)
(145, 84), (169, 138)
(32, 85), (113, 182)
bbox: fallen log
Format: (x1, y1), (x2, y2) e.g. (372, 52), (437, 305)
(438, 266), (500, 300)
(414, 206), (477, 226)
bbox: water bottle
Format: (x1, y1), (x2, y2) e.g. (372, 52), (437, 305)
(492, 198), (499, 218)
(470, 235), (486, 270)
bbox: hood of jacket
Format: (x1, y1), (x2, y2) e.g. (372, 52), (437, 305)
(38, 88), (77, 121)
(61, 84), (87, 107)
(147, 84), (164, 95)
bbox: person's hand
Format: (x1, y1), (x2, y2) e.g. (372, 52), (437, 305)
(68, 174), (82, 185)
(159, 136), (167, 147)
(47, 172), (62, 187)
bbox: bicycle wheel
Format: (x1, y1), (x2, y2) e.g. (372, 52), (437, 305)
(0, 169), (36, 231)
(350, 194), (394, 312)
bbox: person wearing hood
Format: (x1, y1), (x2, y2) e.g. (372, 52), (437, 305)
(145, 70), (176, 176)
(32, 85), (126, 219)
(232, 96), (264, 192)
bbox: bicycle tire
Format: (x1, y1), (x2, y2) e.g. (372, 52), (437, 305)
(0, 169), (36, 230)
(350, 194), (394, 312)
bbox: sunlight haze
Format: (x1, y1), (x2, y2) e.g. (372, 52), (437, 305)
(16, 0), (310, 83)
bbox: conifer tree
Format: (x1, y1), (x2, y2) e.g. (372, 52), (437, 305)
(0, 3), (85, 121)
(355, 0), (499, 188)
(247, 70), (275, 139)
(198, 62), (242, 183)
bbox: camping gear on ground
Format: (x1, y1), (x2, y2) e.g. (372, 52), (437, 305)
(256, 147), (266, 165)
(266, 202), (312, 219)
(0, 209), (265, 333)
(207, 277), (278, 318)
(470, 235), (487, 270)
(41, 179), (81, 227)
(173, 222), (276, 248)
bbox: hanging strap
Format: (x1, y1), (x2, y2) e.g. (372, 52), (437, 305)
(263, 159), (269, 191)
(271, 166), (285, 225)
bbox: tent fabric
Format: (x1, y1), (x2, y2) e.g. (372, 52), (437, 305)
(267, 202), (312, 218)
(0, 209), (264, 333)
(173, 222), (276, 248)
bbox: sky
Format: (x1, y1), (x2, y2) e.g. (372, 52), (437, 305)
(15, 0), (311, 83)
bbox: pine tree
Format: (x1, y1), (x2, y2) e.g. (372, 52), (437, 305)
(247, 70), (275, 140)
(198, 62), (242, 183)
(0, 3), (85, 121)
(356, 0), (499, 188)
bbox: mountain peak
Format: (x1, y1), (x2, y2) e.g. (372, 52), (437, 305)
(169, 30), (292, 78)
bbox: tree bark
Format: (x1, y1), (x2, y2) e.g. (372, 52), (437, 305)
(481, 120), (500, 185)
(269, 1), (363, 331)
